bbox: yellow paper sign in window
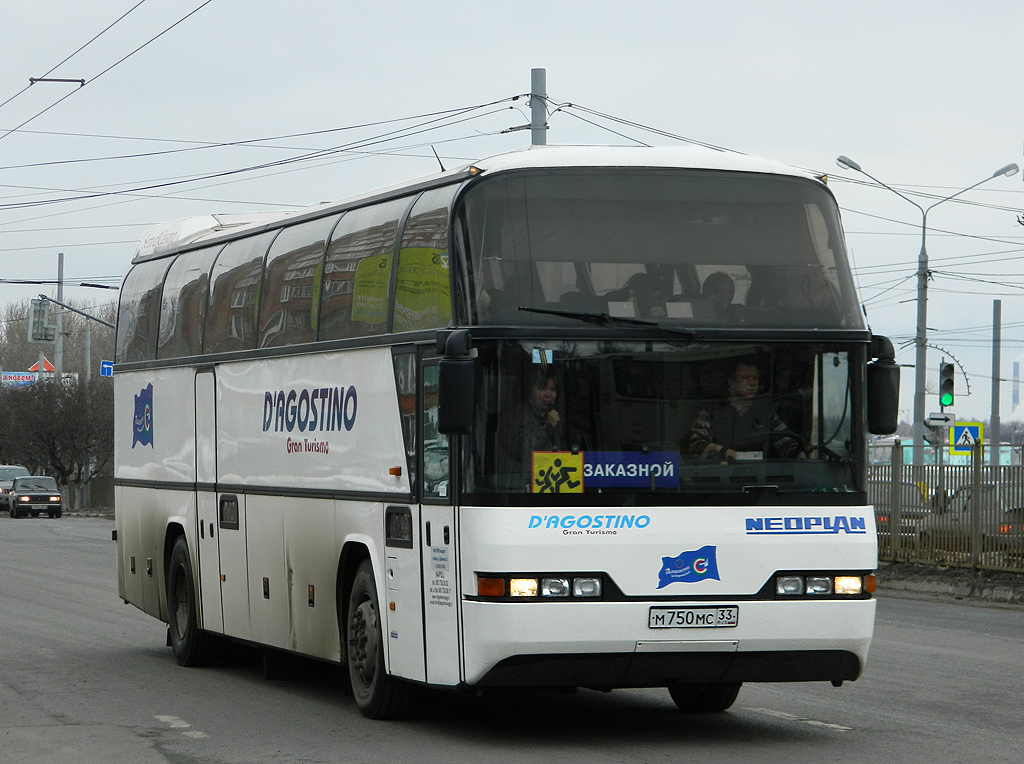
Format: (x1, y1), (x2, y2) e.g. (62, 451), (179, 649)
(532, 452), (584, 494)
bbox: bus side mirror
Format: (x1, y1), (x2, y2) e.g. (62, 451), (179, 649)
(867, 334), (899, 435)
(437, 329), (475, 436)
(438, 358), (474, 435)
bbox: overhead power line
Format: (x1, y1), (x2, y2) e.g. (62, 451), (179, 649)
(0, 240), (136, 253)
(551, 100), (741, 153)
(0, 222), (155, 235)
(0, 0), (150, 114)
(0, 0), (217, 146)
(0, 98), (522, 212)
(0, 104), (518, 172)
(829, 172), (1024, 215)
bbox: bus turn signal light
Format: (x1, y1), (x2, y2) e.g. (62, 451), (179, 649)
(477, 577), (505, 597)
(476, 574), (603, 599)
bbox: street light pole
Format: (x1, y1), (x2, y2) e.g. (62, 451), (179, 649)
(835, 156), (1018, 468)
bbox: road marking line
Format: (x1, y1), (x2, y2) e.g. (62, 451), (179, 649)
(183, 731), (209, 739)
(744, 707), (852, 731)
(155, 715), (192, 729)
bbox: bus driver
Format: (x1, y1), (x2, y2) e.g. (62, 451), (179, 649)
(687, 360), (803, 460)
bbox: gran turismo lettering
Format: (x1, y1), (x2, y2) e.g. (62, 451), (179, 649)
(744, 516), (868, 535)
(286, 437), (330, 455)
(263, 386), (356, 433)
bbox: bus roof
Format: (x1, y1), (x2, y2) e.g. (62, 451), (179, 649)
(470, 145), (818, 179)
(131, 145), (821, 263)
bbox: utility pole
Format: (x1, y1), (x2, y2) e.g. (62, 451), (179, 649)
(54, 252), (64, 383)
(84, 323), (91, 383)
(991, 299), (1002, 467)
(530, 68), (547, 146)
(834, 156), (1018, 470)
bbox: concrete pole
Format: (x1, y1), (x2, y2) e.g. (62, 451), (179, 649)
(990, 299), (1002, 467)
(911, 216), (929, 470)
(83, 320), (92, 509)
(84, 322), (91, 383)
(531, 68), (547, 146)
(54, 252), (64, 383)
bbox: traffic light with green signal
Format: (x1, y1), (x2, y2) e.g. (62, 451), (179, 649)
(939, 362), (955, 408)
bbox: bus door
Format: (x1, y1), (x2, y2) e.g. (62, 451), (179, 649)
(195, 368), (249, 640)
(194, 369), (223, 633)
(383, 352), (426, 682)
(419, 361), (460, 685)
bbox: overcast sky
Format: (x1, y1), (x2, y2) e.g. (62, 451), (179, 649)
(1, 1), (1023, 425)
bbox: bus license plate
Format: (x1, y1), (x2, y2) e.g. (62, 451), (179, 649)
(648, 606), (738, 629)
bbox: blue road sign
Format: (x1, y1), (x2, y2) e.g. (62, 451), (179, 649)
(100, 360), (114, 377)
(950, 422), (983, 455)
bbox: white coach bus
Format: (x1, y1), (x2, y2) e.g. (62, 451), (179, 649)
(113, 145), (899, 719)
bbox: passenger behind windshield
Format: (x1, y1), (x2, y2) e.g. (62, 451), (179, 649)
(700, 271), (735, 317)
(687, 359), (803, 460)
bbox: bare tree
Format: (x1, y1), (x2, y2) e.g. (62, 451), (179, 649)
(0, 299), (116, 508)
(0, 297), (116, 376)
(0, 378), (113, 508)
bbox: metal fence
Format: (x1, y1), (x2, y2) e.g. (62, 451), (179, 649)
(869, 442), (1024, 573)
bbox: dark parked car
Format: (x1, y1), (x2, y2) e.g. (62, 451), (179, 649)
(990, 507), (1024, 555)
(8, 476), (63, 518)
(916, 483), (1024, 554)
(868, 479), (931, 538)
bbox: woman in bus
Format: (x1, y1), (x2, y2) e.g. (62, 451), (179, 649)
(498, 369), (565, 479)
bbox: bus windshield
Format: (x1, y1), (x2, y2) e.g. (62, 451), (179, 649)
(463, 339), (863, 503)
(457, 168), (863, 329)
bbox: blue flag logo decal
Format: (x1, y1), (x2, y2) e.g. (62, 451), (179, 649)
(657, 545), (720, 589)
(132, 383), (154, 448)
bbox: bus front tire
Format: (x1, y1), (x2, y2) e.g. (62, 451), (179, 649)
(167, 536), (217, 667)
(667, 682), (741, 713)
(345, 560), (415, 719)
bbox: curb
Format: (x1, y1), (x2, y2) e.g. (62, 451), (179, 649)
(876, 563), (1024, 606)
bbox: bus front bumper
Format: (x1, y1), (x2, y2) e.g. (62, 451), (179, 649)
(461, 598), (875, 688)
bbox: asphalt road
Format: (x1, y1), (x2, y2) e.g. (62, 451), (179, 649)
(1, 516), (1022, 764)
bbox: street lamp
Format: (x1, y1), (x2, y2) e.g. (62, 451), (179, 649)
(835, 156), (1019, 468)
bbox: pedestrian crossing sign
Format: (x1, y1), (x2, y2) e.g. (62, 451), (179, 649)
(950, 422), (983, 455)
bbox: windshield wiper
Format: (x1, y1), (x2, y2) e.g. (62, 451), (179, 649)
(518, 306), (698, 339)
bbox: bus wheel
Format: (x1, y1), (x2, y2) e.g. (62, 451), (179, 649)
(167, 536), (217, 667)
(346, 560), (415, 719)
(667, 682), (741, 712)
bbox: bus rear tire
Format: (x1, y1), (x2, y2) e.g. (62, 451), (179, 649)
(345, 560), (415, 719)
(667, 682), (741, 712)
(167, 536), (217, 667)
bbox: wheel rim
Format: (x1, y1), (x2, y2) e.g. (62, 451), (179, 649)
(349, 597), (379, 687)
(171, 564), (189, 638)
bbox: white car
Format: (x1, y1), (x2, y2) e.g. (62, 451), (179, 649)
(0, 464), (30, 511)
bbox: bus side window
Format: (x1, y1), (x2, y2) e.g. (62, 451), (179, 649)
(258, 216), (339, 349)
(392, 351), (417, 490)
(421, 364), (450, 500)
(115, 258), (174, 363)
(318, 199), (409, 341)
(393, 186), (457, 333)
(156, 245), (221, 359)
(205, 232), (277, 354)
